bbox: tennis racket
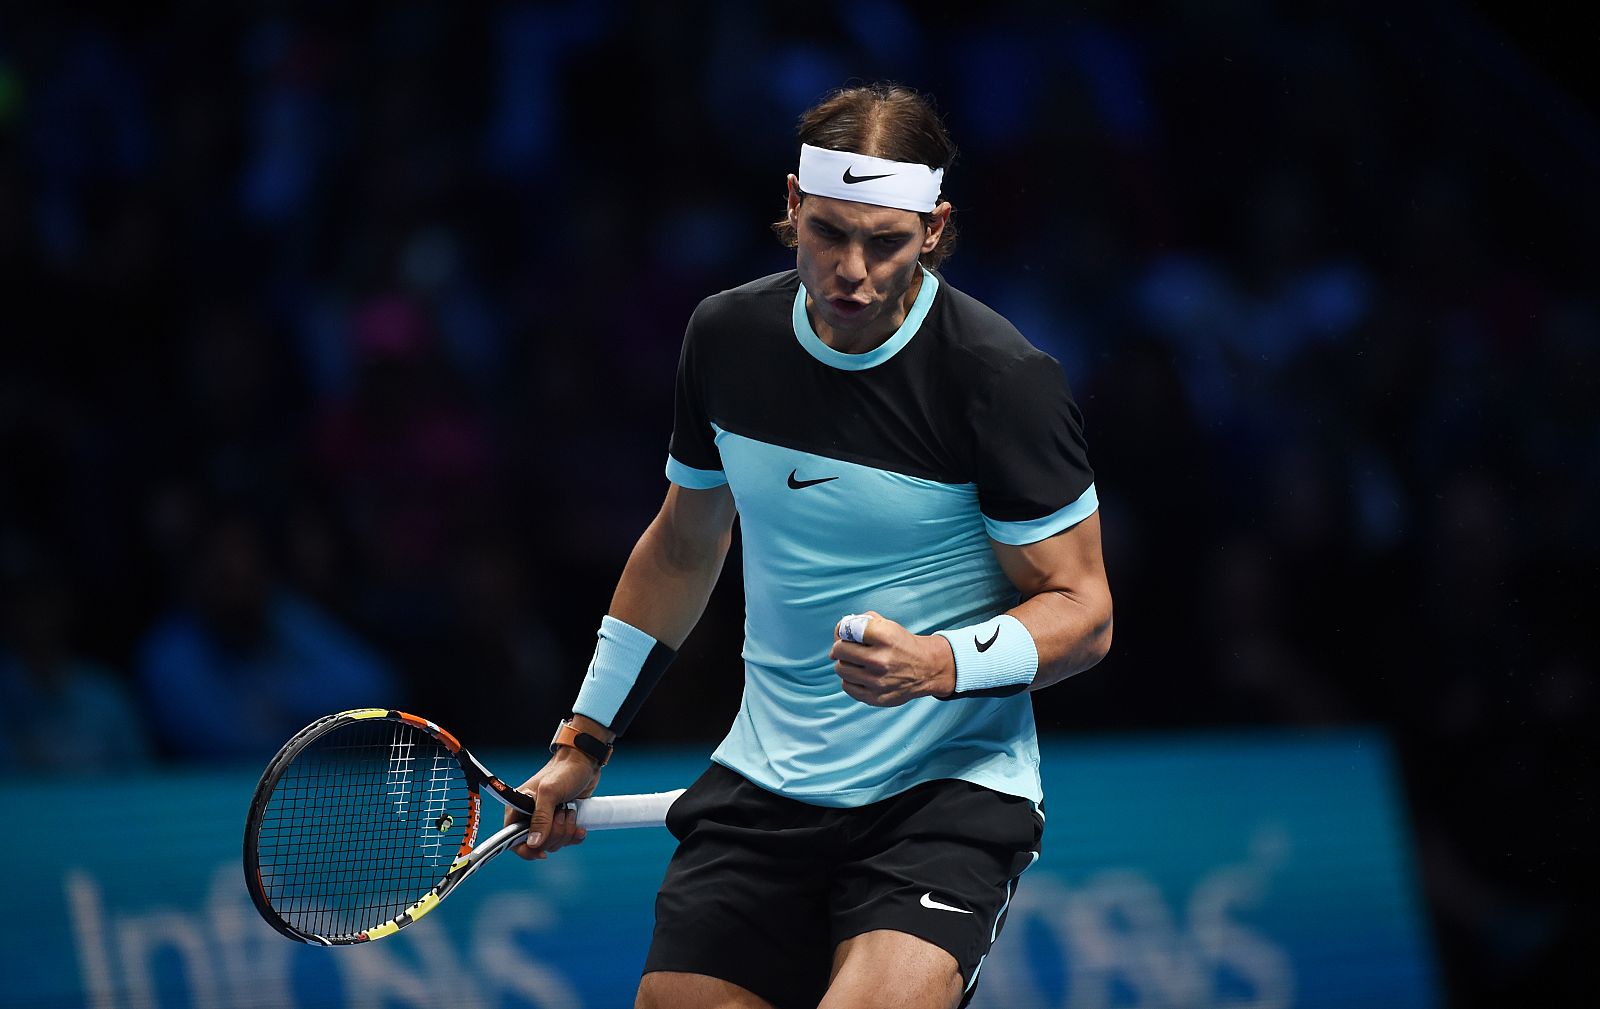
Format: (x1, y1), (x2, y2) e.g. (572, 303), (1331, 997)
(243, 707), (682, 945)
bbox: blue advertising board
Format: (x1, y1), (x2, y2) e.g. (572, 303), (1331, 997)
(2, 729), (1438, 1008)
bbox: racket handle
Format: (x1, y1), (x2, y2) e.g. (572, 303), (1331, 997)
(573, 788), (685, 829)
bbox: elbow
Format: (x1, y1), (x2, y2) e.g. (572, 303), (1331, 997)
(1092, 607), (1114, 664)
(1078, 595), (1113, 671)
(1031, 600), (1113, 690)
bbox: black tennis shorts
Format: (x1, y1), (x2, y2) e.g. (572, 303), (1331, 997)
(643, 763), (1044, 1009)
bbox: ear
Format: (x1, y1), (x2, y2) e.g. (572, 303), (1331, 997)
(786, 174), (802, 222)
(922, 201), (952, 254)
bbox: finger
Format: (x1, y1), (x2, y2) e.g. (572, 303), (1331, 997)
(524, 790), (559, 853)
(838, 677), (883, 705)
(538, 806), (566, 853)
(837, 651), (890, 678)
(511, 812), (544, 859)
(504, 783), (533, 826)
(830, 638), (874, 662)
(834, 657), (880, 686)
(841, 677), (907, 708)
(560, 805), (589, 846)
(542, 803), (581, 853)
(836, 660), (885, 690)
(837, 612), (873, 643)
(506, 783), (541, 859)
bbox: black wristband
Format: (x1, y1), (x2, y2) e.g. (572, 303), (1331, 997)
(550, 719), (612, 767)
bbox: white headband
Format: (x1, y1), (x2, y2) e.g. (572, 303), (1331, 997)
(797, 143), (945, 213)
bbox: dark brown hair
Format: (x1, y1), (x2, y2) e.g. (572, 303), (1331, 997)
(772, 83), (959, 269)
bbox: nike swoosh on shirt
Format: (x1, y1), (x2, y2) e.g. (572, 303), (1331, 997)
(842, 167), (894, 184)
(920, 892), (973, 914)
(787, 470), (838, 490)
(975, 627), (1001, 652)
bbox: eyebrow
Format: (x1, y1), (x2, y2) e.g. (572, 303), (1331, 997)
(809, 214), (917, 239)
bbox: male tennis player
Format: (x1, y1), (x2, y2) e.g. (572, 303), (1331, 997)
(509, 83), (1112, 1009)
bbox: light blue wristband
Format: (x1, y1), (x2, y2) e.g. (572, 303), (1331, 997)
(934, 614), (1038, 699)
(571, 615), (677, 735)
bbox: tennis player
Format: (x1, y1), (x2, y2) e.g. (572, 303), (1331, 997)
(508, 83), (1113, 1009)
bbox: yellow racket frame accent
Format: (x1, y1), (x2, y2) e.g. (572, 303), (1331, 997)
(365, 892), (441, 940)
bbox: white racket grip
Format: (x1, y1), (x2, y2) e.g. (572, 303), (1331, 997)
(573, 788), (685, 830)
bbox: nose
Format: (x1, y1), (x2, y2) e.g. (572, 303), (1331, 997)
(836, 241), (868, 285)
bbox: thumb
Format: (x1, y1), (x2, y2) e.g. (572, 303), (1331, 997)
(525, 783), (560, 848)
(837, 611), (883, 644)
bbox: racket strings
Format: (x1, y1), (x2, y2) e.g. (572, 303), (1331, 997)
(385, 722), (416, 819)
(420, 752), (456, 865)
(253, 719), (475, 940)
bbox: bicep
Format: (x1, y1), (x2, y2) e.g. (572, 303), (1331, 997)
(991, 511), (1109, 604)
(989, 512), (1113, 684)
(655, 482), (737, 564)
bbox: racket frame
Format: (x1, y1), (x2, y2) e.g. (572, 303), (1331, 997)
(243, 707), (538, 946)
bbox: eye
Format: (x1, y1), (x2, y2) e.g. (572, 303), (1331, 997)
(874, 235), (908, 249)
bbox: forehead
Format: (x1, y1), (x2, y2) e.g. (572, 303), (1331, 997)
(800, 193), (923, 232)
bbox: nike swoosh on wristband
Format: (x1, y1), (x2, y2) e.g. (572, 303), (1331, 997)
(975, 627), (1001, 652)
(920, 892), (973, 914)
(787, 470), (838, 490)
(842, 167), (894, 184)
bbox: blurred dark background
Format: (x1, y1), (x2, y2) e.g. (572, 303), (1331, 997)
(0, 1), (1592, 1005)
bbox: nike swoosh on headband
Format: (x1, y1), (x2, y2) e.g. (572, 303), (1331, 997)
(842, 167), (895, 184)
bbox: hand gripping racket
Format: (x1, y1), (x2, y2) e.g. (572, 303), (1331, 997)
(243, 708), (683, 945)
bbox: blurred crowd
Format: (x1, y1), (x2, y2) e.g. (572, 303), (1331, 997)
(0, 2), (1591, 1004)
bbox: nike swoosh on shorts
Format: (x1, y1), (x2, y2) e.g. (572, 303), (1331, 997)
(919, 892), (973, 914)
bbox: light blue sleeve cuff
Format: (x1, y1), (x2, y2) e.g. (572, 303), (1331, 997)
(934, 614), (1038, 696)
(665, 455), (728, 489)
(572, 616), (659, 727)
(983, 483), (1098, 546)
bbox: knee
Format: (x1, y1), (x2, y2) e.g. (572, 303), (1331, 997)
(634, 973), (666, 1009)
(636, 970), (772, 1009)
(635, 972), (671, 1009)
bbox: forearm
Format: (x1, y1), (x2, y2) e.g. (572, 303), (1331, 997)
(567, 497), (733, 743)
(513, 505), (731, 855)
(608, 510), (732, 651)
(831, 581), (1111, 705)
(1009, 586), (1113, 691)
(964, 512), (1112, 695)
(907, 587), (1110, 702)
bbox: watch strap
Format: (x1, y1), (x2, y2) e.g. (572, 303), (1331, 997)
(550, 718), (612, 767)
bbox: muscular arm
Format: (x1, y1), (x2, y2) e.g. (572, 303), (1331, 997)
(570, 481), (738, 744)
(610, 482), (738, 650)
(830, 511), (1112, 704)
(993, 510), (1114, 690)
(509, 482), (735, 857)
